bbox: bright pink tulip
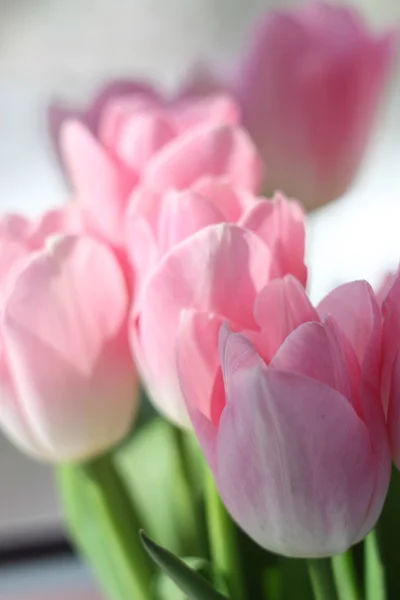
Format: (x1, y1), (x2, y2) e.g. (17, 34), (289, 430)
(131, 185), (306, 426)
(379, 269), (400, 468)
(231, 2), (397, 209)
(0, 212), (138, 462)
(58, 94), (248, 247)
(178, 276), (390, 556)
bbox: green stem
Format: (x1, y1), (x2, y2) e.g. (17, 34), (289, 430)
(83, 453), (154, 600)
(365, 529), (386, 600)
(331, 550), (361, 600)
(205, 469), (245, 600)
(171, 425), (205, 553)
(307, 559), (338, 600)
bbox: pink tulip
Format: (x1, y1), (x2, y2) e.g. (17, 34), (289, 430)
(231, 2), (397, 209)
(178, 276), (390, 556)
(379, 269), (400, 468)
(51, 3), (397, 213)
(131, 183), (306, 425)
(58, 94), (247, 248)
(0, 211), (138, 462)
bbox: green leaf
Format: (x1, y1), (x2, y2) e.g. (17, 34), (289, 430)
(117, 417), (205, 556)
(58, 463), (124, 600)
(141, 531), (229, 600)
(155, 557), (229, 600)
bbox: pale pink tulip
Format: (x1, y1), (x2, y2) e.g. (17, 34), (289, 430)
(58, 95), (246, 247)
(0, 214), (137, 462)
(131, 187), (306, 426)
(178, 276), (390, 556)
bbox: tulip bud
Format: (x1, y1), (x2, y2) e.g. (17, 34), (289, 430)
(178, 276), (390, 556)
(0, 225), (138, 462)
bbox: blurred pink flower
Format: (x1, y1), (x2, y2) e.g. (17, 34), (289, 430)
(0, 212), (138, 462)
(230, 2), (397, 209)
(130, 183), (306, 425)
(57, 94), (247, 249)
(178, 276), (390, 556)
(50, 2), (397, 212)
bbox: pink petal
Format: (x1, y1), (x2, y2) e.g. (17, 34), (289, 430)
(157, 189), (225, 256)
(240, 193), (307, 285)
(388, 351), (400, 469)
(134, 224), (273, 426)
(171, 94), (240, 133)
(116, 114), (175, 172)
(318, 280), (379, 373)
(97, 90), (160, 147)
(192, 177), (255, 222)
(0, 214), (31, 299)
(29, 206), (82, 250)
(177, 310), (225, 426)
(270, 318), (359, 407)
(380, 270), (400, 412)
(318, 279), (390, 531)
(143, 125), (263, 193)
(2, 235), (137, 461)
(61, 120), (137, 245)
(253, 275), (318, 361)
(214, 335), (379, 556)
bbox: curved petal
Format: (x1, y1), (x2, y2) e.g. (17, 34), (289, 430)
(2, 235), (137, 462)
(134, 224), (273, 426)
(240, 193), (307, 285)
(0, 214), (31, 299)
(116, 114), (175, 172)
(215, 342), (377, 556)
(61, 120), (137, 245)
(254, 275), (318, 361)
(318, 279), (390, 536)
(193, 178), (255, 222)
(172, 94), (240, 133)
(270, 319), (359, 406)
(143, 125), (263, 193)
(158, 189), (225, 256)
(381, 270), (400, 412)
(178, 310), (225, 426)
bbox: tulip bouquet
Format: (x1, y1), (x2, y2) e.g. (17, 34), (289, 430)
(1, 2), (399, 600)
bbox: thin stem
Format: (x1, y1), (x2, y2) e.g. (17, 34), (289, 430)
(171, 425), (205, 552)
(331, 550), (362, 600)
(365, 529), (386, 600)
(205, 469), (245, 600)
(307, 559), (338, 600)
(84, 453), (154, 600)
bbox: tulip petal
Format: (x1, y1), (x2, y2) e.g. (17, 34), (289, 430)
(318, 280), (390, 539)
(143, 125), (262, 193)
(171, 94), (240, 133)
(240, 193), (307, 285)
(178, 310), (225, 426)
(61, 120), (137, 245)
(214, 335), (376, 556)
(270, 319), (359, 406)
(2, 235), (137, 461)
(192, 178), (255, 222)
(134, 224), (273, 426)
(254, 275), (318, 363)
(116, 114), (175, 172)
(158, 190), (225, 255)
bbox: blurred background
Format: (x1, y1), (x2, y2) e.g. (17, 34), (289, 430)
(0, 0), (399, 597)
